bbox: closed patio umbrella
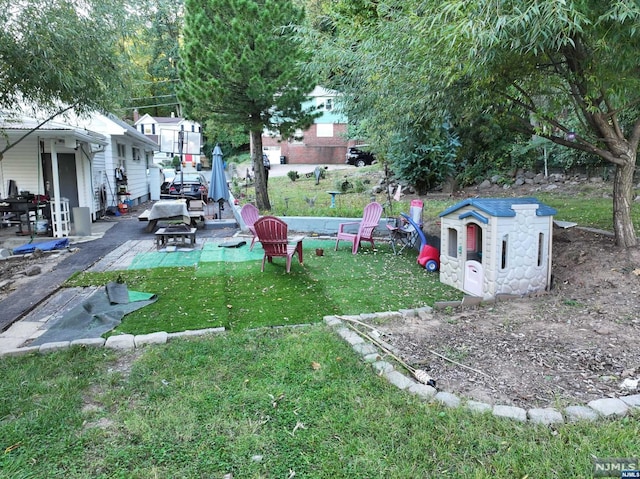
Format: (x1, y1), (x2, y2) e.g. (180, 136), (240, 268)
(208, 144), (229, 219)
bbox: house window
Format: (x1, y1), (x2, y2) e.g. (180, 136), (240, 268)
(132, 147), (141, 161)
(501, 235), (508, 270)
(537, 232), (544, 267)
(117, 143), (127, 159)
(316, 123), (333, 138)
(447, 228), (458, 258)
(466, 223), (483, 262)
(325, 98), (333, 111)
(143, 124), (154, 135)
(291, 129), (304, 144)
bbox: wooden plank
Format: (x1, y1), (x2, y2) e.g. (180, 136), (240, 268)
(138, 209), (151, 221)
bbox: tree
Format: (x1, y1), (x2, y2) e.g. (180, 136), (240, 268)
(0, 0), (131, 114)
(0, 0), (133, 156)
(423, 0), (640, 248)
(179, 0), (318, 210)
(305, 1), (640, 247)
(126, 0), (183, 118)
(301, 1), (460, 188)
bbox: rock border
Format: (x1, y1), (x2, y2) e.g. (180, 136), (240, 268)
(324, 311), (640, 425)
(3, 311), (639, 425)
(0, 327), (226, 357)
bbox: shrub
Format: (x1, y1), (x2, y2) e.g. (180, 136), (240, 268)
(334, 178), (353, 193)
(287, 170), (300, 182)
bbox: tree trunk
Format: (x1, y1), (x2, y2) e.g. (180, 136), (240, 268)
(612, 155), (637, 248)
(250, 129), (271, 211)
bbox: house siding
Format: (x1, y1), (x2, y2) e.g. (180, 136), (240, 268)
(0, 139), (43, 198)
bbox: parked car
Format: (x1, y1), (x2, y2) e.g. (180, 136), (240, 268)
(166, 172), (209, 200)
(346, 145), (376, 167)
(161, 168), (176, 195)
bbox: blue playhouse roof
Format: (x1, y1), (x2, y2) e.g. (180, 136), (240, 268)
(439, 197), (557, 218)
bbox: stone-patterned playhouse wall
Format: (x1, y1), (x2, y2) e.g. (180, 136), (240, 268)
(439, 223), (463, 290)
(491, 204), (553, 297)
(439, 199), (555, 300)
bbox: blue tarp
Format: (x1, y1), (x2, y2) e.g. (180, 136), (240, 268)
(13, 238), (70, 254)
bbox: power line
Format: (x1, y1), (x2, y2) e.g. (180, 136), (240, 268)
(131, 78), (181, 85)
(124, 101), (181, 110)
(128, 94), (177, 101)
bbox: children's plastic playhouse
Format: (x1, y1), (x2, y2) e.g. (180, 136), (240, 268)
(438, 197), (556, 299)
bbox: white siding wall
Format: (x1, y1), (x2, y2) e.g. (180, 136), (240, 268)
(75, 147), (93, 216)
(0, 138), (44, 198)
(125, 150), (149, 204)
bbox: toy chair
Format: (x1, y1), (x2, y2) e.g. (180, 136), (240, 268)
(240, 203), (260, 250)
(254, 216), (304, 273)
(335, 202), (383, 254)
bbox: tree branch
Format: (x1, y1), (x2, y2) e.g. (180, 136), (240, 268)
(0, 103), (79, 159)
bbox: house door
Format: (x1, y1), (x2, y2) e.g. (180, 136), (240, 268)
(42, 153), (80, 212)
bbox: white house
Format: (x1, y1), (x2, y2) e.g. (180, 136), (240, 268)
(438, 197), (556, 299)
(0, 114), (108, 236)
(1, 109), (158, 238)
(133, 112), (204, 168)
(69, 113), (159, 213)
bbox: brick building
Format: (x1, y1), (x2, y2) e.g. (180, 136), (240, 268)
(262, 86), (351, 165)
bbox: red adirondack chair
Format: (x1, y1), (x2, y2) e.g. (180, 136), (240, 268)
(240, 203), (260, 251)
(254, 216), (304, 273)
(335, 202), (383, 254)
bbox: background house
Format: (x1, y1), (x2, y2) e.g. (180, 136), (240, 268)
(262, 86), (350, 165)
(73, 113), (159, 213)
(0, 114), (107, 236)
(438, 197), (556, 299)
(133, 112), (204, 168)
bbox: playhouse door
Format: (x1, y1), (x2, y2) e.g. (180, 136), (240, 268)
(463, 260), (484, 296)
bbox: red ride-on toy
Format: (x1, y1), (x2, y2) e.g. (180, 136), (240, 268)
(418, 244), (440, 272)
(389, 211), (440, 272)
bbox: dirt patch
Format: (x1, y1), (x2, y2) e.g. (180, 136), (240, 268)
(376, 200), (640, 409)
(0, 249), (75, 302)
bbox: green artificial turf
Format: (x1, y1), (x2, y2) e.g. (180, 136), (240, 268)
(65, 239), (459, 335)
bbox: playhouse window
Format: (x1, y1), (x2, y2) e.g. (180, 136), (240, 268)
(447, 228), (458, 258)
(466, 223), (483, 262)
(501, 235), (508, 270)
(537, 232), (544, 267)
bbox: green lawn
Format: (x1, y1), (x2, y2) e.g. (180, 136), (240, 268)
(1, 328), (638, 478)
